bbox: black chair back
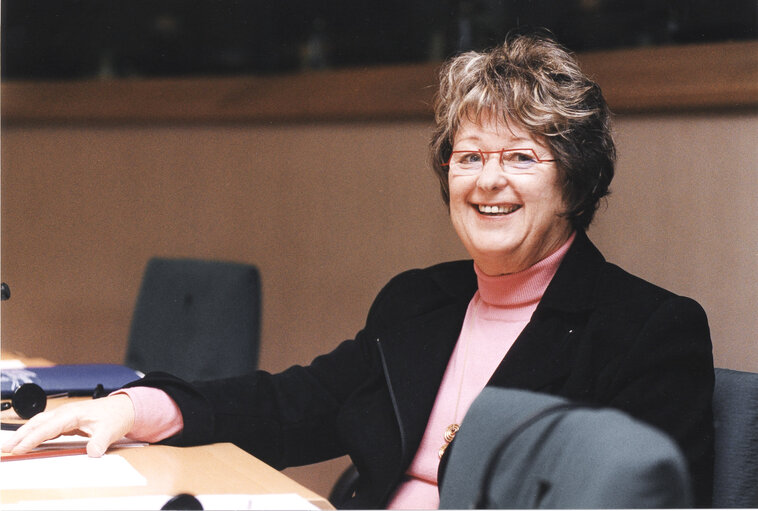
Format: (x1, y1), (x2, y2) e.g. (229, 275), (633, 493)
(125, 257), (260, 381)
(712, 367), (758, 508)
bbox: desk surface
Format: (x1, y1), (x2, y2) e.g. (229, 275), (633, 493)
(1, 443), (333, 509)
(0, 354), (334, 509)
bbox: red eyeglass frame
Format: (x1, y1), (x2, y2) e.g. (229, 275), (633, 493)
(443, 148), (555, 168)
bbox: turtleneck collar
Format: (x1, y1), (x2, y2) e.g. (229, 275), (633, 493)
(474, 232), (576, 308)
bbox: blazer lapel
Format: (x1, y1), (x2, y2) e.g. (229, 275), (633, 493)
(487, 311), (582, 391)
(488, 230), (605, 392)
(377, 298), (471, 465)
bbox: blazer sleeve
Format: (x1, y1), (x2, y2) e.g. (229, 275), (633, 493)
(126, 328), (385, 469)
(121, 267), (423, 470)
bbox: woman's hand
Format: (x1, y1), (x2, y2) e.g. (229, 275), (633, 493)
(1, 394), (135, 457)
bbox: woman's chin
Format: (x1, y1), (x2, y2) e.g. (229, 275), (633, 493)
(467, 244), (523, 271)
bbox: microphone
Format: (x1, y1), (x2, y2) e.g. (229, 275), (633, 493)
(0, 383), (47, 420)
(1, 383), (108, 427)
(162, 494), (203, 510)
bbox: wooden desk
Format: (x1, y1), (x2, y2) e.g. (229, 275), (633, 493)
(0, 353), (334, 509)
(0, 443), (333, 509)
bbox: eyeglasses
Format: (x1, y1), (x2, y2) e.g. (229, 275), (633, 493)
(444, 148), (555, 175)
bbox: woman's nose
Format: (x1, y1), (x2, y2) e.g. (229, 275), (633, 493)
(476, 157), (508, 190)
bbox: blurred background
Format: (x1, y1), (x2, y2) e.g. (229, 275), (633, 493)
(3, 0), (756, 79)
(2, 0), (757, 498)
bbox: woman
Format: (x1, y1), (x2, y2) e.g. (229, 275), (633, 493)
(3, 32), (714, 509)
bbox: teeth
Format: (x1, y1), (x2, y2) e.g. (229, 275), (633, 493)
(478, 204), (520, 214)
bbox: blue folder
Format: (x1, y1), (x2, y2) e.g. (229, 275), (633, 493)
(1, 364), (142, 398)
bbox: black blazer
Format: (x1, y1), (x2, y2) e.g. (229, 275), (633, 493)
(130, 230), (714, 508)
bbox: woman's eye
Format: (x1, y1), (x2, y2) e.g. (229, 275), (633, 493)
(504, 151), (536, 163)
(457, 152), (482, 164)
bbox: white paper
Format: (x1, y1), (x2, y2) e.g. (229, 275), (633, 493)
(2, 492), (319, 510)
(0, 359), (26, 370)
(0, 453), (147, 489)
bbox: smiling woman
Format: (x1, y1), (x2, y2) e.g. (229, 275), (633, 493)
(429, 31), (613, 278)
(1, 31), (716, 510)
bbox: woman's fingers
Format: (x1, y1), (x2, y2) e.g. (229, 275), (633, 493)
(1, 394), (135, 457)
(1, 410), (73, 453)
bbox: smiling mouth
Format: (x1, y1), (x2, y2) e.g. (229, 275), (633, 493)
(477, 204), (522, 215)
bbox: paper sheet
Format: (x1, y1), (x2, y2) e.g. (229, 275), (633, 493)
(2, 492), (319, 510)
(0, 359), (26, 370)
(0, 453), (147, 489)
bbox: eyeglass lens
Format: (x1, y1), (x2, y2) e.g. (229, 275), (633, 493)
(448, 149), (545, 175)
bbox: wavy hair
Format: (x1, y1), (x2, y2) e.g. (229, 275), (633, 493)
(430, 31), (615, 230)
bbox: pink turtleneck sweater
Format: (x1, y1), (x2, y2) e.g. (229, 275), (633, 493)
(120, 234), (574, 509)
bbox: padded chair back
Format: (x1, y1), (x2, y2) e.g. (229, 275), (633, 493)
(712, 367), (758, 508)
(125, 257), (260, 382)
(439, 387), (691, 509)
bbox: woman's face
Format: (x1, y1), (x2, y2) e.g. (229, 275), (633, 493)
(448, 113), (573, 275)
